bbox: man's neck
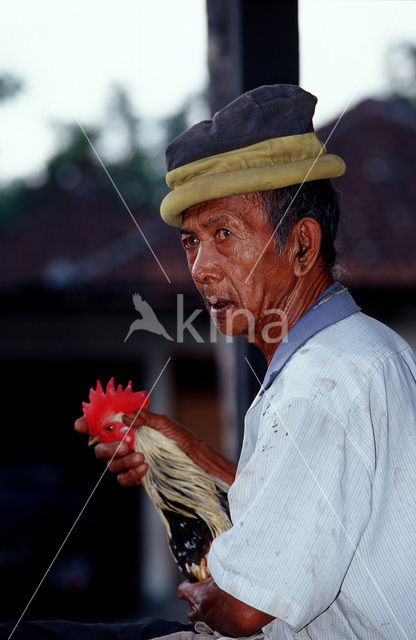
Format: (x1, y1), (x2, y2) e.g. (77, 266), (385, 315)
(258, 268), (333, 364)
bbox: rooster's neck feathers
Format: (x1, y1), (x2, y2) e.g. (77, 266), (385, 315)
(135, 427), (231, 541)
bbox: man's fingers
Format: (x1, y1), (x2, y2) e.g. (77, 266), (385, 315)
(106, 452), (145, 473)
(177, 581), (192, 600)
(122, 408), (163, 428)
(187, 605), (199, 622)
(74, 410), (149, 488)
(74, 416), (88, 433)
(117, 464), (148, 486)
(122, 409), (185, 444)
(177, 582), (200, 622)
(177, 578), (212, 600)
(94, 441), (130, 460)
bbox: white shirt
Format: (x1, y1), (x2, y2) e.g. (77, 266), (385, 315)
(208, 309), (416, 639)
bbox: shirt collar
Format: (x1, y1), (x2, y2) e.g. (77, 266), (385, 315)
(260, 282), (360, 394)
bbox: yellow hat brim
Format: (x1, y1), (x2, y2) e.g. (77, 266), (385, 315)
(160, 133), (346, 227)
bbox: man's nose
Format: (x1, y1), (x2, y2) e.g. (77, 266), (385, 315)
(191, 240), (223, 284)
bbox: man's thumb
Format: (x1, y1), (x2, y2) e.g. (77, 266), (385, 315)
(122, 409), (174, 435)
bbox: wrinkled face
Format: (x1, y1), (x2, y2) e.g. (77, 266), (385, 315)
(180, 193), (295, 339)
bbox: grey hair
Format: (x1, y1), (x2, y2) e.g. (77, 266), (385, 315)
(260, 179), (341, 269)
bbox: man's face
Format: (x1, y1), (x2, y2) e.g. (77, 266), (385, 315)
(180, 192), (295, 339)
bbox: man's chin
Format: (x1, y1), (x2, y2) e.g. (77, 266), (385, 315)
(214, 319), (238, 337)
(211, 313), (249, 339)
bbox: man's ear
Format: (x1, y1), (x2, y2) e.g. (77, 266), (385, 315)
(292, 217), (322, 277)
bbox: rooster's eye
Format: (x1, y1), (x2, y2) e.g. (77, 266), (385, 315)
(106, 424), (115, 431)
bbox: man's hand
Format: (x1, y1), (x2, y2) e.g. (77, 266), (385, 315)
(177, 578), (274, 637)
(74, 416), (148, 486)
(177, 577), (216, 623)
(122, 408), (200, 463)
(74, 409), (236, 486)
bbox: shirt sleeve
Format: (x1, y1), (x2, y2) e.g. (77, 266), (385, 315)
(207, 396), (373, 632)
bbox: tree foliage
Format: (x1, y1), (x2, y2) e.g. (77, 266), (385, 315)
(386, 43), (416, 107)
(0, 73), (23, 102)
(0, 83), (200, 229)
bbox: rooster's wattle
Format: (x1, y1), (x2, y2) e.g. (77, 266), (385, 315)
(82, 378), (231, 582)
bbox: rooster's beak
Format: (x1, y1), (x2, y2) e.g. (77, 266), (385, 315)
(88, 436), (101, 447)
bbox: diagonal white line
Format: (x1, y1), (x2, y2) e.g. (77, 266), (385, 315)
(8, 356), (171, 639)
(244, 152), (325, 284)
(245, 357), (410, 640)
(244, 28), (395, 285)
(244, 94), (359, 285)
(75, 117), (172, 284)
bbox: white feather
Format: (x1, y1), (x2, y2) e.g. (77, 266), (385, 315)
(134, 426), (231, 540)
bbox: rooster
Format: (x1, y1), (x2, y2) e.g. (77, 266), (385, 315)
(83, 378), (231, 582)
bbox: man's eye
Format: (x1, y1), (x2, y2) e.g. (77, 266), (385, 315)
(217, 228), (231, 240)
(182, 236), (199, 249)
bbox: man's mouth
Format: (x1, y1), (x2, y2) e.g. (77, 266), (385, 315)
(206, 296), (234, 319)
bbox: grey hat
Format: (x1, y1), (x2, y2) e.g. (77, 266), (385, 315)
(161, 84), (346, 226)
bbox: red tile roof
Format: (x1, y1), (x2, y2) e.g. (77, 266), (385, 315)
(318, 98), (416, 286)
(2, 97), (415, 295)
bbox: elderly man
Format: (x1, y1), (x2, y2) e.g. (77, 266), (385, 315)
(7, 85), (416, 639)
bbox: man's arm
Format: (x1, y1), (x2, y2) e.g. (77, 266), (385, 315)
(74, 409), (236, 486)
(203, 398), (373, 632)
(177, 578), (274, 637)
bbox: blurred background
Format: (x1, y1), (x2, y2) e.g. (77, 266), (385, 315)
(1, 0), (416, 625)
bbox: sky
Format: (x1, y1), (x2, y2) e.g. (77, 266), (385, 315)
(1, 0), (416, 185)
(0, 0), (208, 184)
(299, 0), (416, 126)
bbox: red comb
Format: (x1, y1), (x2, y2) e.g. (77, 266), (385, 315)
(82, 378), (150, 445)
